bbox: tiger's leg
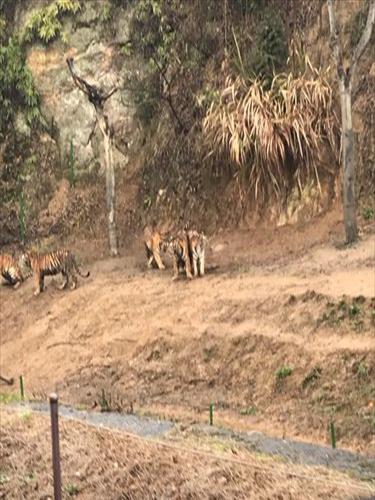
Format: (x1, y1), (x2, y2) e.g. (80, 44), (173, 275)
(198, 254), (205, 276)
(153, 249), (165, 270)
(58, 271), (68, 290)
(34, 274), (42, 296)
(145, 245), (153, 269)
(69, 273), (77, 290)
(192, 253), (198, 277)
(13, 280), (21, 289)
(184, 253), (193, 280)
(172, 255), (179, 281)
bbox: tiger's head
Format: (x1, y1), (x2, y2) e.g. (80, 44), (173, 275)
(188, 230), (207, 250)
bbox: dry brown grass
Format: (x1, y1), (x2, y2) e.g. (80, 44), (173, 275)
(0, 408), (372, 499)
(203, 56), (339, 204)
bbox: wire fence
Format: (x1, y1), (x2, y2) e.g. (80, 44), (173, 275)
(0, 396), (374, 500)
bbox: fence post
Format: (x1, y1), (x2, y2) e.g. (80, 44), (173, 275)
(19, 375), (24, 400)
(49, 393), (62, 500)
(209, 403), (214, 426)
(330, 421), (336, 449)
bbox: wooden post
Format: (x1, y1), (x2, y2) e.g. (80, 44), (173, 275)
(19, 375), (24, 400)
(330, 421), (336, 449)
(49, 393), (62, 500)
(209, 403), (214, 426)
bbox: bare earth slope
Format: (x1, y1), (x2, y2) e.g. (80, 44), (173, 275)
(1, 216), (374, 453)
(1, 409), (372, 500)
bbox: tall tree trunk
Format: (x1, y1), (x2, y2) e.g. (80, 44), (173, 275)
(66, 58), (119, 256)
(327, 0), (375, 244)
(339, 82), (357, 243)
(97, 113), (118, 256)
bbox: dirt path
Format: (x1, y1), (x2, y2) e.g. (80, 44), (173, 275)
(1, 223), (374, 453)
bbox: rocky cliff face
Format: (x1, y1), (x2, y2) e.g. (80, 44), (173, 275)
(15, 0), (141, 173)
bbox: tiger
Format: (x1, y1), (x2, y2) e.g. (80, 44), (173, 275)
(20, 249), (90, 296)
(186, 229), (207, 277)
(167, 230), (193, 281)
(0, 253), (24, 289)
(143, 226), (169, 270)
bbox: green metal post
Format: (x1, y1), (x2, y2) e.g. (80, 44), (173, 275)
(209, 403), (214, 426)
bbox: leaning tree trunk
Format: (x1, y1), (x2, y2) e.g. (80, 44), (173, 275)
(327, 0), (375, 244)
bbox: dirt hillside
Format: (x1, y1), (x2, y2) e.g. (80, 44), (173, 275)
(1, 211), (374, 454)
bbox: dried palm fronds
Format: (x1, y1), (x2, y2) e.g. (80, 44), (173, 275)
(203, 61), (339, 204)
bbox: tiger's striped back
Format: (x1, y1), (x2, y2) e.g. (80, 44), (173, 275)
(21, 249), (90, 296)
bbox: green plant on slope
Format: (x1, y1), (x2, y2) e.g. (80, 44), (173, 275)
(362, 207), (374, 220)
(275, 366), (293, 379)
(0, 36), (41, 134)
(22, 0), (80, 44)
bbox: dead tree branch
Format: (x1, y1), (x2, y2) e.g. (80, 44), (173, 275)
(66, 58), (119, 256)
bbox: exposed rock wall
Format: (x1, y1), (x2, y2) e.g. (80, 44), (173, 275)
(15, 1), (141, 174)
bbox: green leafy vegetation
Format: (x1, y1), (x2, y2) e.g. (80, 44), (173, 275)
(65, 483), (79, 496)
(233, 10), (287, 80)
(318, 296), (372, 333)
(0, 36), (41, 135)
(275, 366), (293, 379)
(362, 207), (374, 220)
(22, 0), (80, 44)
(357, 362), (369, 378)
(0, 392), (22, 404)
(239, 406), (257, 416)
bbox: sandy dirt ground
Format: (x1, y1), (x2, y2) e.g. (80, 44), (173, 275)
(1, 211), (374, 455)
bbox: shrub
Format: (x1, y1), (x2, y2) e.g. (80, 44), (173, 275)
(203, 56), (338, 204)
(275, 366), (293, 379)
(22, 0), (81, 44)
(0, 36), (41, 134)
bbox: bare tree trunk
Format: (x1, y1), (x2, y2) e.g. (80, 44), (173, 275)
(339, 82), (357, 242)
(97, 113), (118, 256)
(66, 58), (119, 256)
(327, 0), (375, 244)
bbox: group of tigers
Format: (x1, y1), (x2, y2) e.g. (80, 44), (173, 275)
(144, 226), (207, 280)
(0, 226), (207, 296)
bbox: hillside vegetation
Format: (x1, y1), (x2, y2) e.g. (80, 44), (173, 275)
(0, 0), (373, 245)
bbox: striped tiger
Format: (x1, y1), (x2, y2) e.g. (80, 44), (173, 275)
(167, 230), (193, 281)
(187, 229), (207, 277)
(21, 249), (90, 296)
(143, 226), (170, 270)
(0, 253), (24, 289)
